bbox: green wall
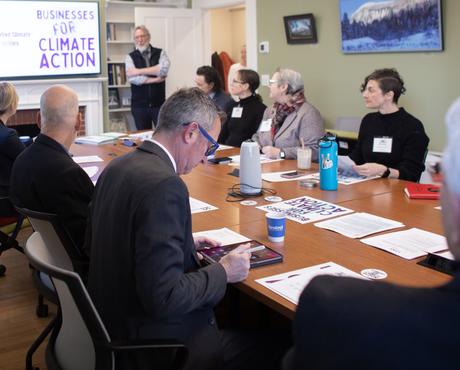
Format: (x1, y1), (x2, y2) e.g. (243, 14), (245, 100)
(256, 0), (460, 151)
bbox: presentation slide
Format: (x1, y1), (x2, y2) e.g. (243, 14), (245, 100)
(0, 1), (101, 78)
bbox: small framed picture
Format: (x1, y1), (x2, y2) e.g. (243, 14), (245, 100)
(283, 13), (317, 44)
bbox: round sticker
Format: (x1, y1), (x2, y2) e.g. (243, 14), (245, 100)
(264, 196), (283, 202)
(240, 200), (258, 206)
(360, 269), (388, 280)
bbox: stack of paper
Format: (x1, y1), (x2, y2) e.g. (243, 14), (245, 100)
(75, 135), (115, 145)
(361, 228), (448, 259)
(314, 212), (404, 238)
(256, 262), (365, 305)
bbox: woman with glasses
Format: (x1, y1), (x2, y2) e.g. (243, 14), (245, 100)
(347, 68), (429, 182)
(218, 69), (266, 147)
(252, 68), (324, 160)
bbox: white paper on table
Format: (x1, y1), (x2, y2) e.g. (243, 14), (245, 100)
(257, 196), (353, 224)
(308, 172), (379, 185)
(216, 144), (234, 151)
(228, 154), (283, 166)
(73, 155), (104, 164)
(256, 262), (366, 305)
(314, 212), (404, 238)
(82, 166), (99, 178)
(128, 130), (154, 141)
(101, 132), (127, 138)
(361, 228), (448, 260)
(189, 197), (218, 214)
(193, 227), (250, 246)
(262, 171), (314, 182)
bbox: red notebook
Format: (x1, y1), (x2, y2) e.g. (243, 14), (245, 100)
(404, 183), (441, 200)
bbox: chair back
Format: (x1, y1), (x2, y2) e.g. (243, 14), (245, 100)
(25, 232), (113, 370)
(15, 207), (87, 274)
(335, 116), (361, 133)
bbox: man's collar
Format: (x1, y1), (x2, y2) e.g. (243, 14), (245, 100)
(146, 139), (177, 173)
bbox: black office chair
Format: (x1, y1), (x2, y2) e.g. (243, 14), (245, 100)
(0, 196), (25, 276)
(25, 231), (188, 370)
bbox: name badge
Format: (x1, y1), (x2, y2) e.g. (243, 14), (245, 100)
(373, 137), (393, 153)
(258, 118), (272, 132)
(231, 107), (243, 118)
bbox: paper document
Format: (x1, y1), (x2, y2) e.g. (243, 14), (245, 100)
(216, 144), (234, 151)
(193, 227), (250, 246)
(256, 262), (365, 305)
(314, 212), (404, 238)
(128, 131), (154, 141)
(75, 135), (115, 145)
(73, 155), (104, 164)
(82, 166), (99, 178)
(308, 171), (378, 185)
(434, 250), (455, 261)
(228, 154), (283, 166)
(361, 228), (448, 260)
(101, 132), (127, 138)
(257, 196), (353, 224)
(189, 197), (218, 214)
(262, 171), (313, 182)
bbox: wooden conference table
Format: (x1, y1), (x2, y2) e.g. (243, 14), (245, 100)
(71, 140), (449, 320)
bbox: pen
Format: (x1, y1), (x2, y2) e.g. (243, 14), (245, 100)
(246, 245), (266, 253)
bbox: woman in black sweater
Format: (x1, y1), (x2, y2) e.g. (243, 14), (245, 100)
(349, 68), (429, 182)
(218, 69), (266, 147)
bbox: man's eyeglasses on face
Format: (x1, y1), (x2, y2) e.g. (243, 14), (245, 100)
(183, 122), (219, 157)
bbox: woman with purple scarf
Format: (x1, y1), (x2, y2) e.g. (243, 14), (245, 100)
(252, 68), (324, 160)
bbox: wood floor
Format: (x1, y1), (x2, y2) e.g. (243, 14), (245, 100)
(0, 226), (54, 370)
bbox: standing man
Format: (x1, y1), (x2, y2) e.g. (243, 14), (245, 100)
(88, 87), (285, 370)
(283, 98), (460, 370)
(10, 85), (94, 257)
(125, 25), (170, 130)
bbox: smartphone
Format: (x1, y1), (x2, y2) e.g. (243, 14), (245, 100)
(280, 171), (304, 179)
(208, 156), (232, 164)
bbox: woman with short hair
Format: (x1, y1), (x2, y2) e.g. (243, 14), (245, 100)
(349, 68), (429, 182)
(252, 67), (324, 160)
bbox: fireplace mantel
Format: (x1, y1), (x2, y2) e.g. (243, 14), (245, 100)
(10, 77), (106, 135)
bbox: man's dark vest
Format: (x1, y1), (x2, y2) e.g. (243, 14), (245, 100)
(129, 46), (166, 108)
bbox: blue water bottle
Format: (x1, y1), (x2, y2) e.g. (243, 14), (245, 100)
(319, 133), (338, 191)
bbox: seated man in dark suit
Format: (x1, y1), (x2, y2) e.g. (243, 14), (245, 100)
(10, 85), (94, 256)
(283, 98), (460, 370)
(87, 87), (286, 370)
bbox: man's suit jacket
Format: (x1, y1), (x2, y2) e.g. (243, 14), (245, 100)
(9, 134), (94, 252)
(87, 141), (228, 370)
(284, 273), (460, 370)
(252, 101), (324, 160)
(211, 90), (233, 113)
(0, 121), (24, 202)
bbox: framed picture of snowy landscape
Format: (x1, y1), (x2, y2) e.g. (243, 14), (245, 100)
(340, 0), (443, 54)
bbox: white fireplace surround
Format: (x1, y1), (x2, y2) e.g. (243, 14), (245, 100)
(11, 77), (106, 135)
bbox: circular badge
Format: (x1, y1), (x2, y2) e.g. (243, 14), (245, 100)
(240, 200), (258, 206)
(300, 179), (319, 188)
(264, 196), (283, 202)
(360, 269), (388, 280)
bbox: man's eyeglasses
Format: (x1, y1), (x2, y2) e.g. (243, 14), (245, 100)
(183, 122), (219, 157)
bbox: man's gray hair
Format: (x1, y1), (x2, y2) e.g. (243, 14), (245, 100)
(40, 85), (78, 132)
(156, 87), (219, 132)
(443, 97), (460, 196)
(275, 67), (304, 95)
(134, 25), (151, 40)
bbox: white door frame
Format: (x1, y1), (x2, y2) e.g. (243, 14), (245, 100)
(192, 0), (257, 71)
